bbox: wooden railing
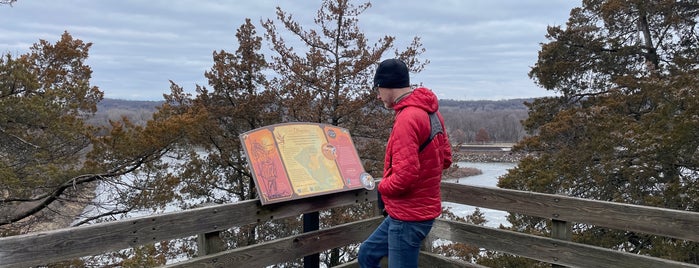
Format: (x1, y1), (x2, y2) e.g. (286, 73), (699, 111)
(437, 184), (699, 268)
(1, 182), (699, 267)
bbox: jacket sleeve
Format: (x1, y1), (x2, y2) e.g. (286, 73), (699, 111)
(378, 109), (423, 197)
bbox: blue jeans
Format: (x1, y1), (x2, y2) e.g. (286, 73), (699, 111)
(358, 216), (434, 268)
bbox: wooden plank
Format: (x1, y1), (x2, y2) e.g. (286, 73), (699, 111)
(0, 188), (377, 268)
(336, 252), (486, 268)
(418, 251), (488, 268)
(332, 260), (361, 268)
(441, 182), (699, 242)
(431, 219), (699, 268)
(162, 217), (384, 268)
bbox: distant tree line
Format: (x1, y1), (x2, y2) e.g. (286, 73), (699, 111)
(90, 98), (530, 144)
(440, 99), (529, 144)
(86, 99), (163, 130)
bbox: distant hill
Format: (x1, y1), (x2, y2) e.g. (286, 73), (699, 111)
(440, 98), (532, 111)
(97, 98), (164, 112)
(95, 98), (531, 114)
(89, 98), (164, 127)
(88, 99), (534, 135)
(96, 98), (532, 112)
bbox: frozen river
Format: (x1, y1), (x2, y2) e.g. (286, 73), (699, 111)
(443, 161), (518, 227)
(79, 160), (518, 228)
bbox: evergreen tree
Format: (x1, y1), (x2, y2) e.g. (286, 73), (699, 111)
(143, 0), (429, 265)
(261, 1), (427, 265)
(0, 32), (103, 233)
(499, 0), (699, 263)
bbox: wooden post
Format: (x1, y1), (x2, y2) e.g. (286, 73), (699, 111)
(422, 228), (437, 253)
(195, 203), (226, 256)
(551, 219), (572, 268)
(197, 230), (225, 256)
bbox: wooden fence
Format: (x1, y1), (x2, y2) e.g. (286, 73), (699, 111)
(1, 182), (699, 267)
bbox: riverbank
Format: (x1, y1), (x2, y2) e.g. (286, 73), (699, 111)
(444, 165), (482, 179)
(443, 161), (517, 227)
(444, 151), (522, 180)
(454, 150), (524, 163)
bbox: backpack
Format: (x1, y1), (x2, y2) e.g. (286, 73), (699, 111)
(419, 111), (444, 152)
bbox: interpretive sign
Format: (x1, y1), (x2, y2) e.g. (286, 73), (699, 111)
(240, 123), (374, 205)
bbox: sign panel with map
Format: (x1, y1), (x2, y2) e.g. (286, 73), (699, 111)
(240, 123), (374, 205)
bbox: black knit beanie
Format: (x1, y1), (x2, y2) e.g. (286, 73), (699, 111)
(373, 58), (410, 89)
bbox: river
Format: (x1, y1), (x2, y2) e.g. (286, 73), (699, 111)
(78, 161), (517, 228)
(443, 161), (518, 227)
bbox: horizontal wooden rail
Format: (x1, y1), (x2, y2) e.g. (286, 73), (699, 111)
(0, 188), (376, 268)
(336, 251), (487, 268)
(431, 219), (698, 268)
(417, 251), (488, 268)
(3, 181), (699, 267)
(441, 182), (699, 242)
(163, 217), (383, 268)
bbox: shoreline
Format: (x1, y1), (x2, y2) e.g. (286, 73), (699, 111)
(445, 151), (522, 180)
(454, 151), (523, 163)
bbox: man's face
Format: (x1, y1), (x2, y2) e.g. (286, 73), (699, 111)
(375, 87), (393, 109)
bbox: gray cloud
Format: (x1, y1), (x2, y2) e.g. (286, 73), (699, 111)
(0, 0), (579, 100)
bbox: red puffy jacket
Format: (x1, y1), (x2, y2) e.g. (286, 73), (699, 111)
(378, 87), (453, 221)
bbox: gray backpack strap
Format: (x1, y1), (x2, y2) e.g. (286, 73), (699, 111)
(419, 111), (443, 152)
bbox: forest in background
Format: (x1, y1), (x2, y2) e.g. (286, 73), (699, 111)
(90, 97), (531, 144)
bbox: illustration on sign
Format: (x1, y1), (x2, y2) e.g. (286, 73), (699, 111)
(240, 123), (373, 205)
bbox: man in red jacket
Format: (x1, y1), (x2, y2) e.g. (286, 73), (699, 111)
(358, 58), (453, 268)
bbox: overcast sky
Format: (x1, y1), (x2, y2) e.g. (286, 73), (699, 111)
(1, 0), (580, 101)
